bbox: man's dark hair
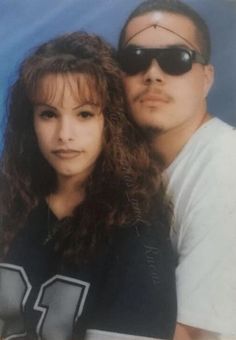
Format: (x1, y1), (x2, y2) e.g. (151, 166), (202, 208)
(118, 0), (211, 63)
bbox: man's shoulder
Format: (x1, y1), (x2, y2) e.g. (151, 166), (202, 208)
(193, 117), (236, 164)
(167, 117), (236, 176)
(165, 117), (236, 208)
(205, 117), (236, 146)
(185, 117), (235, 155)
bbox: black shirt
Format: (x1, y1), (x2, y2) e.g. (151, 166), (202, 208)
(0, 202), (176, 340)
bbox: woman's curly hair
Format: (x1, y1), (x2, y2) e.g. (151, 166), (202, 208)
(0, 32), (171, 263)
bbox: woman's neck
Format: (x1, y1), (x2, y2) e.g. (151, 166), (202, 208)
(47, 176), (86, 219)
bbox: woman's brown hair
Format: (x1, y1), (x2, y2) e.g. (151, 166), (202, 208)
(0, 32), (171, 263)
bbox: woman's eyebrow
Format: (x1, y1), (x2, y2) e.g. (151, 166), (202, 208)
(72, 102), (100, 110)
(34, 103), (56, 109)
(33, 102), (100, 110)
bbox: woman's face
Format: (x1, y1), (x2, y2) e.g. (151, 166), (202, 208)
(33, 73), (104, 185)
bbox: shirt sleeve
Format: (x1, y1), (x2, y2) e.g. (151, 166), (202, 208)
(86, 223), (177, 340)
(173, 137), (236, 335)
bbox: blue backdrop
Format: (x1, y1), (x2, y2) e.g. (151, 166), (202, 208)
(1, 0), (236, 145)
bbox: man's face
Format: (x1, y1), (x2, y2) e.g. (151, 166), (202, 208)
(122, 12), (214, 134)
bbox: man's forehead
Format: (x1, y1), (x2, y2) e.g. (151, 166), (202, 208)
(124, 11), (198, 50)
(125, 11), (164, 38)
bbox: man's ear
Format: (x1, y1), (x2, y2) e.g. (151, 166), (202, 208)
(203, 64), (214, 98)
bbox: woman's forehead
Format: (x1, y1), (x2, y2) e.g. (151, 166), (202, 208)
(32, 72), (102, 107)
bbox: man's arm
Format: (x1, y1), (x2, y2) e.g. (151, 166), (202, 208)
(174, 323), (220, 340)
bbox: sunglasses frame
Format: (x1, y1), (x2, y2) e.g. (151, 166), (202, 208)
(118, 45), (207, 76)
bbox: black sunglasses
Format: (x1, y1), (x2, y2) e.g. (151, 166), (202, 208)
(118, 45), (207, 76)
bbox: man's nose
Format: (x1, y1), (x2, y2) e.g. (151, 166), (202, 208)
(143, 58), (166, 84)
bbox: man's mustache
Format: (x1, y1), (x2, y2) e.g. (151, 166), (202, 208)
(133, 87), (172, 103)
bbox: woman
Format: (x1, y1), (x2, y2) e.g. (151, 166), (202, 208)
(0, 32), (176, 340)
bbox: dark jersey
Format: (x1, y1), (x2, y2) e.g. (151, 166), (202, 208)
(0, 202), (176, 340)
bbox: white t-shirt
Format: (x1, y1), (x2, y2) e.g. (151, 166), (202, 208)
(164, 117), (236, 336)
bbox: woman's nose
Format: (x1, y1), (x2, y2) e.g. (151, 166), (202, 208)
(57, 118), (74, 142)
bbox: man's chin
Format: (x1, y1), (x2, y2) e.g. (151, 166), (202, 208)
(139, 124), (163, 141)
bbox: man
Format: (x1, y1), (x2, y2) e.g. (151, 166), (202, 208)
(118, 0), (236, 339)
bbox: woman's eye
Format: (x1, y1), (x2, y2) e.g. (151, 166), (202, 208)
(39, 110), (56, 119)
(79, 111), (94, 119)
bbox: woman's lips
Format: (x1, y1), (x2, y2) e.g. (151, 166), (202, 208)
(52, 149), (83, 159)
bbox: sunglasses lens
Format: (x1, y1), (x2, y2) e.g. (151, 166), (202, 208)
(118, 47), (193, 76)
(158, 48), (192, 75)
(118, 47), (150, 75)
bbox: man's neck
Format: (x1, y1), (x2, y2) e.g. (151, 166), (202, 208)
(151, 112), (211, 168)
